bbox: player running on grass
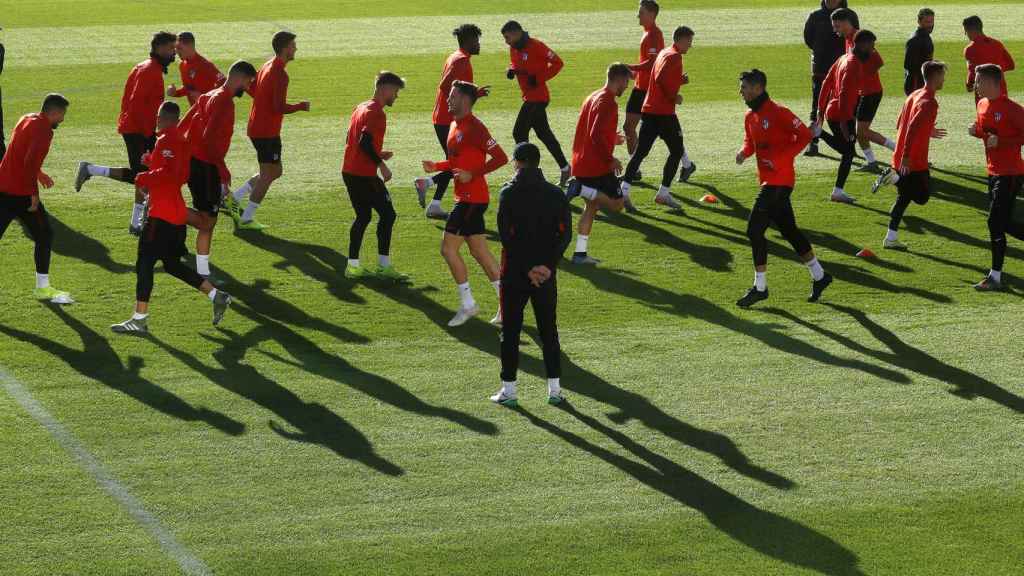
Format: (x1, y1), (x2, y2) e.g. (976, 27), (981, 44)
(75, 31), (176, 236)
(178, 60), (257, 282)
(167, 32), (225, 107)
(422, 81), (509, 327)
(414, 24), (489, 221)
(963, 16), (1015, 100)
(566, 63), (631, 265)
(734, 70), (832, 308)
(622, 0), (665, 189)
(872, 61), (947, 250)
(0, 94), (72, 304)
(225, 31), (311, 231)
(341, 72), (408, 282)
(111, 102), (231, 334)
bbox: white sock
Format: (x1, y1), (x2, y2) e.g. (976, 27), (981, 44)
(87, 164), (110, 177)
(35, 273), (49, 289)
(348, 258), (361, 268)
(241, 200), (260, 223)
(657, 185), (672, 197)
(754, 271), (766, 291)
(576, 234), (589, 253)
(207, 288), (218, 301)
(580, 186), (598, 201)
(681, 152), (692, 169)
(132, 312), (148, 321)
(458, 282), (475, 309)
(492, 280), (501, 298)
(863, 146), (876, 164)
(233, 181), (253, 202)
(378, 254), (391, 268)
(547, 378), (561, 396)
(502, 380), (518, 397)
(884, 137), (896, 151)
(620, 181), (632, 197)
(885, 228), (899, 242)
(990, 269), (1003, 282)
(196, 254), (210, 277)
(806, 258), (825, 281)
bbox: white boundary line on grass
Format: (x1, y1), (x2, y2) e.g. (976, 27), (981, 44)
(0, 367), (212, 576)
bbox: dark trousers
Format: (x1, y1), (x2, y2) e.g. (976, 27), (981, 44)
(500, 274), (561, 382)
(513, 101), (568, 168)
(135, 219), (203, 302)
(746, 186), (812, 267)
(809, 74), (825, 145)
(117, 133), (157, 183)
(431, 124), (454, 201)
(343, 173), (396, 260)
(819, 119), (856, 189)
(0, 194), (53, 274)
(623, 113), (685, 188)
(889, 171), (931, 231)
(987, 175), (1024, 272)
(0, 85), (6, 160)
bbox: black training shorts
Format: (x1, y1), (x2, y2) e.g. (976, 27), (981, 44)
(250, 137), (282, 164)
(445, 202), (488, 237)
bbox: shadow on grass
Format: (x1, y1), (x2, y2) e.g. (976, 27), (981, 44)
(0, 305), (244, 436)
(22, 215), (133, 274)
(518, 403), (866, 576)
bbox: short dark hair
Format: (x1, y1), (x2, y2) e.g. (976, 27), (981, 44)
(501, 20), (523, 34)
(41, 93), (70, 113)
(922, 60), (947, 81)
(513, 142), (541, 168)
(976, 63), (1003, 83)
(158, 100), (180, 118)
(607, 62), (632, 82)
(151, 31), (177, 52)
(962, 15), (983, 32)
(854, 29), (877, 45)
(831, 8), (856, 23)
(673, 26), (694, 41)
(376, 70), (406, 89)
(177, 31), (196, 45)
(453, 24), (482, 47)
(272, 31), (297, 55)
(639, 0), (660, 16)
(228, 60), (258, 78)
(452, 80), (480, 104)
(739, 68), (768, 88)
(918, 8), (935, 21)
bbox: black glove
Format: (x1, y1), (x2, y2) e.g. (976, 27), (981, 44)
(527, 75), (538, 88)
(506, 68), (516, 80)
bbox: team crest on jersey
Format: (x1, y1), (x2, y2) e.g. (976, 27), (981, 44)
(162, 149), (174, 158)
(189, 70), (197, 79)
(486, 138), (496, 148)
(762, 119), (770, 130)
(793, 118), (802, 128)
(995, 112), (1003, 122)
(456, 132), (464, 143)
(522, 53), (528, 61)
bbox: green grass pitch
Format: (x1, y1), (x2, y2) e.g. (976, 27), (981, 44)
(1, 1), (1023, 574)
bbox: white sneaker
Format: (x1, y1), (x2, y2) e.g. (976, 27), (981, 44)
(830, 190), (856, 204)
(883, 238), (908, 250)
(654, 191), (682, 210)
(448, 304), (480, 327)
(425, 203), (449, 221)
(490, 389), (518, 407)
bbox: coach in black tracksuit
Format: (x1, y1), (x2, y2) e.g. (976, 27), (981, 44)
(496, 143), (572, 389)
(804, 0), (848, 155)
(904, 9), (935, 95)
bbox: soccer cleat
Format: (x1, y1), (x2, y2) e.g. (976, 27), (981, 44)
(565, 178), (582, 201)
(677, 162), (697, 183)
(808, 273), (833, 303)
(425, 203), (449, 221)
(883, 238), (908, 250)
(490, 389), (518, 408)
(413, 178), (430, 209)
(375, 265), (410, 282)
(111, 317), (148, 335)
(974, 275), (1003, 292)
(655, 191), (682, 210)
(345, 265), (374, 280)
(547, 393), (565, 406)
(447, 304), (480, 327)
(855, 162), (881, 174)
(223, 194), (242, 224)
(804, 143), (820, 157)
(237, 219), (268, 231)
(830, 190), (856, 204)
(559, 167), (571, 189)
(736, 287), (769, 308)
(74, 162), (92, 192)
(212, 291), (231, 325)
(571, 254), (601, 265)
(33, 286), (73, 303)
(872, 168), (898, 194)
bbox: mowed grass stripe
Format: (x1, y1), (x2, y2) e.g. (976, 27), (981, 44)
(6, 4), (1023, 68)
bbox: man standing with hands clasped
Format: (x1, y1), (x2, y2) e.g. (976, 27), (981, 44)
(491, 142), (572, 408)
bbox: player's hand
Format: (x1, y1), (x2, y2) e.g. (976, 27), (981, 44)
(380, 150), (394, 161)
(166, 85), (177, 97)
(299, 101), (311, 112)
(682, 73), (690, 85)
(898, 163), (910, 176)
(931, 127), (947, 139)
(379, 164), (393, 183)
(968, 123), (979, 137)
(615, 132), (626, 146)
(675, 94), (683, 105)
(611, 158), (623, 175)
(37, 172), (54, 189)
(967, 84), (974, 92)
(422, 160), (438, 172)
(735, 151), (746, 165)
(506, 68), (517, 80)
(986, 134), (999, 148)
(28, 195), (40, 212)
(478, 85), (491, 97)
(453, 168), (474, 184)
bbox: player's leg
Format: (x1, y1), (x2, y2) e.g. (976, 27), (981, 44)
(654, 115), (684, 209)
(619, 115), (660, 212)
(441, 226), (479, 326)
(158, 221), (229, 324)
(771, 188), (832, 301)
(493, 279), (528, 406)
(512, 102), (533, 144)
(415, 124), (453, 218)
(978, 176), (1016, 290)
(827, 119), (857, 203)
(573, 198), (601, 264)
(573, 176), (623, 264)
(186, 159), (221, 280)
(674, 120), (696, 183)
(237, 138), (283, 229)
(807, 74), (823, 156)
(113, 242), (159, 333)
(886, 190), (914, 249)
(76, 134), (146, 192)
(466, 231), (502, 324)
(343, 173), (374, 278)
(623, 89), (645, 157)
(531, 101), (571, 186)
(530, 276), (563, 403)
(369, 178), (404, 280)
(17, 201), (69, 301)
(738, 187), (773, 307)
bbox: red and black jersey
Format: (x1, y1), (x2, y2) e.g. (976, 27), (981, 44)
(118, 57), (166, 137)
(247, 57), (303, 139)
(509, 37), (563, 103)
(343, 99), (387, 178)
(180, 87), (236, 182)
(0, 114), (54, 197)
(642, 45), (685, 116)
(174, 53), (225, 106)
(819, 53), (863, 122)
(572, 87), (618, 178)
(433, 49), (473, 126)
(434, 114), (507, 204)
(136, 126), (190, 225)
(741, 98), (812, 187)
(892, 87), (939, 173)
(974, 95), (1024, 176)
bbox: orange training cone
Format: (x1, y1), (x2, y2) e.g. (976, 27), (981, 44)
(856, 248), (876, 258)
(700, 194), (719, 204)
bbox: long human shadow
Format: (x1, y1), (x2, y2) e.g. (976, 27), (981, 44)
(929, 165), (989, 186)
(612, 211), (734, 272)
(518, 404), (866, 576)
(21, 215), (133, 274)
(929, 174), (990, 213)
(149, 327), (404, 476)
(363, 281), (794, 490)
(0, 305), (244, 436)
(762, 304), (1024, 414)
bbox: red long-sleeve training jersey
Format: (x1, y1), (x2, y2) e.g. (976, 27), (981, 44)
(741, 98), (812, 187)
(136, 126), (190, 226)
(118, 57), (165, 137)
(892, 87), (939, 173)
(509, 38), (563, 103)
(434, 114), (507, 204)
(0, 114), (54, 197)
(572, 87), (618, 178)
(974, 95), (1024, 176)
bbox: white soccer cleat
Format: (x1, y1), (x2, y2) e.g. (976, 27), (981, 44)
(447, 304), (480, 327)
(883, 238), (908, 250)
(655, 191), (682, 210)
(490, 389), (518, 407)
(830, 190), (856, 204)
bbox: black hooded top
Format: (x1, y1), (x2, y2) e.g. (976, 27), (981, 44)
(804, 0), (848, 75)
(496, 167), (572, 278)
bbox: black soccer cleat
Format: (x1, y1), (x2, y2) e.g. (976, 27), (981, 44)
(808, 273), (833, 302)
(678, 162), (697, 183)
(565, 178), (582, 201)
(736, 287), (769, 308)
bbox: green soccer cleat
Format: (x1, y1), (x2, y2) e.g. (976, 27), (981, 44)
(223, 194), (242, 224)
(490, 390), (518, 408)
(237, 219), (268, 232)
(33, 286), (73, 303)
(345, 265), (374, 280)
(547, 393), (565, 406)
(375, 265), (410, 282)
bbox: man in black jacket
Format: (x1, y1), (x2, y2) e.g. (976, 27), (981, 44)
(803, 0), (847, 156)
(904, 8), (935, 95)
(491, 142), (572, 408)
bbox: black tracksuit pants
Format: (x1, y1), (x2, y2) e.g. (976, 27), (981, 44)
(623, 113), (686, 188)
(746, 186), (812, 267)
(988, 175), (1024, 272)
(500, 272), (561, 382)
(819, 119), (856, 189)
(431, 123), (454, 202)
(343, 173), (396, 260)
(0, 194), (53, 274)
(513, 101), (569, 168)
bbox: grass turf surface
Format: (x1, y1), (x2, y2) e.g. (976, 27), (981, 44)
(2, 1), (1023, 574)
